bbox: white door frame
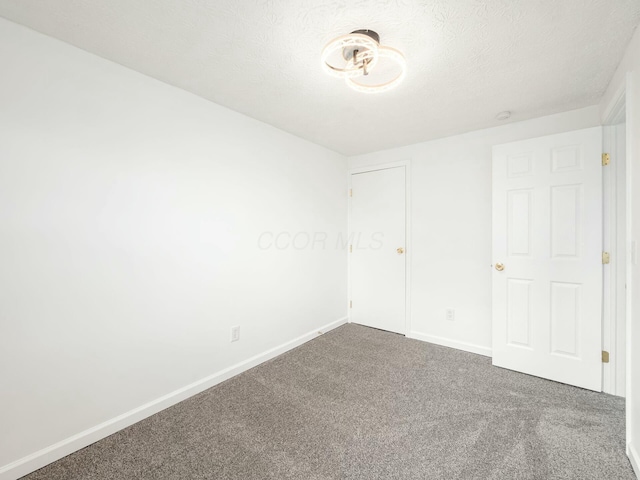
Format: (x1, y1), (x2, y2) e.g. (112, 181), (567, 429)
(601, 74), (632, 453)
(603, 109), (627, 397)
(348, 159), (412, 335)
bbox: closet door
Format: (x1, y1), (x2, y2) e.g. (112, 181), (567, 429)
(350, 166), (406, 334)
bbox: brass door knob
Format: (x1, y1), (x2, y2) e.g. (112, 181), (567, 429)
(495, 262), (505, 271)
(397, 247), (404, 254)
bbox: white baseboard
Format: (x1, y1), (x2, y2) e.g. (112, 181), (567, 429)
(0, 317), (348, 480)
(629, 442), (640, 479)
(408, 331), (492, 357)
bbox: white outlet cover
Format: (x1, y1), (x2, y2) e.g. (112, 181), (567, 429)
(231, 326), (240, 342)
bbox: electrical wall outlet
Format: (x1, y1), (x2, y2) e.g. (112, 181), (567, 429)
(231, 326), (240, 342)
(446, 308), (455, 321)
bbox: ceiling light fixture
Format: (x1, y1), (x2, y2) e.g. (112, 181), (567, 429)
(322, 29), (406, 94)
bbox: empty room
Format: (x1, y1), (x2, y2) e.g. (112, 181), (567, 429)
(1, 1), (640, 479)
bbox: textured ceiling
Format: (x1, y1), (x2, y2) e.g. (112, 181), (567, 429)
(1, 1), (639, 156)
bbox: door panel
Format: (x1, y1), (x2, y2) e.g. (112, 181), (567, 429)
(350, 166), (406, 334)
(492, 127), (602, 391)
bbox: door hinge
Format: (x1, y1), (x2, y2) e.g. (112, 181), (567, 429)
(602, 351), (610, 363)
(602, 252), (610, 264)
(349, 300), (352, 309)
(349, 244), (353, 253)
(349, 189), (353, 197)
(602, 153), (610, 166)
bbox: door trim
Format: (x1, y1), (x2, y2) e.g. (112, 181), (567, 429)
(602, 78), (631, 398)
(602, 123), (626, 396)
(348, 159), (412, 335)
(601, 72), (633, 458)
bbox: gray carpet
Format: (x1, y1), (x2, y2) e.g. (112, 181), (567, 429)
(23, 324), (634, 479)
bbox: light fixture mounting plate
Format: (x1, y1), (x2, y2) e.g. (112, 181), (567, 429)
(342, 29), (380, 61)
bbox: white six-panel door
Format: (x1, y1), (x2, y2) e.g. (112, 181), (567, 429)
(492, 127), (603, 391)
(350, 166), (406, 334)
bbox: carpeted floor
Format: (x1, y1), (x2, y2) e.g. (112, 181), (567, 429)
(23, 324), (634, 479)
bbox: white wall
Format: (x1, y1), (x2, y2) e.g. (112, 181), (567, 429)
(0, 18), (347, 477)
(349, 106), (600, 355)
(600, 24), (640, 477)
